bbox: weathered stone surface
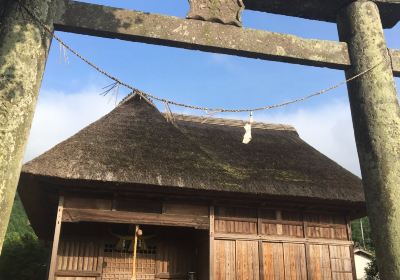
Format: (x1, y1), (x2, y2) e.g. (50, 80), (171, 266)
(244, 0), (400, 29)
(0, 0), (56, 252)
(391, 49), (400, 77)
(338, 1), (400, 279)
(54, 1), (400, 76)
(187, 0), (244, 27)
(54, 1), (352, 70)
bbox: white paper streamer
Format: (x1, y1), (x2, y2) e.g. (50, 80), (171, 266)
(242, 112), (254, 144)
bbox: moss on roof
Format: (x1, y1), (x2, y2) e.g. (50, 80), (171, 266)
(19, 94), (364, 203)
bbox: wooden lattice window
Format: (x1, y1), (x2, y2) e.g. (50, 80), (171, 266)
(102, 242), (157, 280)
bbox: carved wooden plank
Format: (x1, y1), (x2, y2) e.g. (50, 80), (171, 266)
(54, 0), (350, 70)
(62, 208), (209, 229)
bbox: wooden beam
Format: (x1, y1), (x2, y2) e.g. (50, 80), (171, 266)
(48, 196), (64, 280)
(209, 206), (215, 280)
(349, 244), (357, 280)
(55, 271), (101, 277)
(258, 240), (265, 280)
(213, 232), (353, 246)
(54, 0), (350, 70)
(62, 208), (209, 229)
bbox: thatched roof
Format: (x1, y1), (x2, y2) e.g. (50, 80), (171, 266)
(19, 93), (364, 206)
(19, 96), (365, 237)
(20, 93), (364, 202)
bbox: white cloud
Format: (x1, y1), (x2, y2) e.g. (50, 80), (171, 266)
(256, 100), (361, 176)
(24, 87), (115, 162)
(24, 89), (361, 176)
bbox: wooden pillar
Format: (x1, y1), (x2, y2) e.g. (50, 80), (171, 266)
(0, 0), (56, 253)
(209, 206), (215, 280)
(48, 196), (64, 280)
(337, 1), (400, 278)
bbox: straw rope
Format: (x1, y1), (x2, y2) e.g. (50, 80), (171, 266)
(18, 1), (386, 114)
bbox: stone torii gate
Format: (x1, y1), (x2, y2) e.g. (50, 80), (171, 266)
(0, 0), (400, 278)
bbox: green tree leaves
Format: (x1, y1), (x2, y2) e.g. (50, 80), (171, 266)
(0, 196), (49, 280)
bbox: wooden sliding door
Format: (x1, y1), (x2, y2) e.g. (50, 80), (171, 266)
(214, 240), (259, 280)
(214, 240), (352, 280)
(261, 242), (306, 280)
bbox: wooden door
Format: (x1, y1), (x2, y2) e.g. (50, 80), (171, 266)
(214, 240), (260, 280)
(329, 245), (353, 280)
(262, 242), (307, 280)
(214, 240), (235, 280)
(262, 242), (285, 280)
(308, 244), (333, 280)
(283, 243), (307, 280)
(236, 241), (260, 280)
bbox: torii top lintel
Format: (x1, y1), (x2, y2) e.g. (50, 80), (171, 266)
(54, 0), (400, 76)
(245, 0), (400, 29)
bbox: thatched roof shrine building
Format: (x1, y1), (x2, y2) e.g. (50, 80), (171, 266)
(18, 93), (365, 280)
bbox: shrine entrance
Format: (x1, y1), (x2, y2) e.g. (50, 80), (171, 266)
(56, 222), (209, 280)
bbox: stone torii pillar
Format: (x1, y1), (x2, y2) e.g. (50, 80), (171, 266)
(337, 1), (400, 278)
(0, 0), (56, 253)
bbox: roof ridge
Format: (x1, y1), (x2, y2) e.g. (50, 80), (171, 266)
(119, 92), (157, 108)
(166, 113), (296, 131)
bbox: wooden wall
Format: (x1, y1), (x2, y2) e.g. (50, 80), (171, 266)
(53, 224), (207, 280)
(55, 238), (103, 280)
(49, 194), (356, 280)
(212, 206), (355, 280)
(214, 239), (352, 280)
(62, 195), (209, 230)
(214, 206), (349, 240)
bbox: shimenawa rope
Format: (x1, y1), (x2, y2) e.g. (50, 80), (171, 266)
(17, 1), (385, 114)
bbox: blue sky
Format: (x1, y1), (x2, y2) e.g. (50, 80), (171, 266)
(26, 0), (400, 176)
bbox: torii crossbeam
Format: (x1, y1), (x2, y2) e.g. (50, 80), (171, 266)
(0, 0), (399, 279)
